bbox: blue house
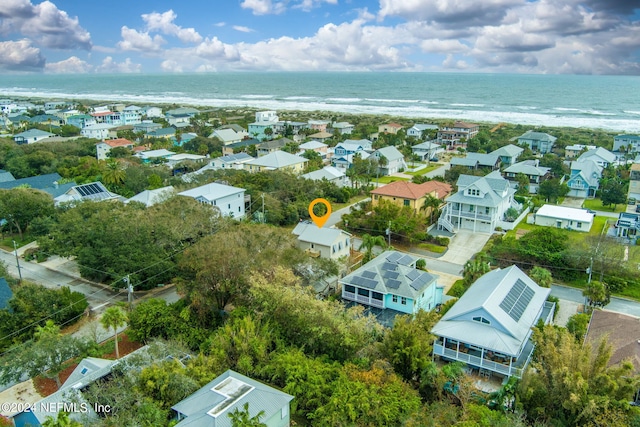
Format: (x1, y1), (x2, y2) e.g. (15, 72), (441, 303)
(0, 278), (12, 310)
(0, 173), (75, 198)
(517, 131), (556, 154)
(566, 159), (602, 198)
(333, 139), (372, 157)
(340, 251), (443, 315)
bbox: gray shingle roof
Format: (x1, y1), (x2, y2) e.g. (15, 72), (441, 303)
(245, 151), (307, 169)
(447, 172), (513, 208)
(292, 221), (350, 246)
(577, 147), (616, 164)
(431, 266), (550, 356)
(504, 160), (550, 177)
(0, 173), (75, 198)
(491, 144), (524, 158)
(172, 370), (293, 427)
(375, 146), (405, 162)
(179, 183), (244, 202)
(517, 130), (557, 143)
(340, 251), (437, 300)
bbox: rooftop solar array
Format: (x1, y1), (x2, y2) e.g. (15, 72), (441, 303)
(362, 270), (377, 279)
(386, 252), (402, 263)
(351, 276), (378, 289)
(398, 255), (415, 265)
(383, 271), (399, 280)
(499, 278), (535, 322)
(381, 262), (397, 271)
(76, 182), (106, 197)
(409, 273), (432, 290)
(406, 269), (421, 281)
(387, 279), (401, 289)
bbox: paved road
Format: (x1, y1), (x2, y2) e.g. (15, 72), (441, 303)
(550, 284), (640, 318)
(326, 199), (365, 228)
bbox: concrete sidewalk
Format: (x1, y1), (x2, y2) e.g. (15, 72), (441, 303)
(439, 230), (492, 264)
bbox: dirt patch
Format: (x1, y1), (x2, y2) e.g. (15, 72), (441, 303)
(102, 332), (143, 360)
(515, 229), (531, 239)
(33, 363), (78, 397)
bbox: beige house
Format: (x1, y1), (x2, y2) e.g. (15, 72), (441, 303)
(629, 163), (640, 201)
(370, 181), (452, 216)
(378, 122), (403, 134)
(244, 150), (308, 174)
(292, 221), (351, 260)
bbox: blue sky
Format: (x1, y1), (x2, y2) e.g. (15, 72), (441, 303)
(1, 0), (639, 74)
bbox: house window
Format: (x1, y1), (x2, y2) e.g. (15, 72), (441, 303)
(358, 288), (369, 297)
(404, 199), (410, 206)
(228, 204), (231, 209)
(345, 285), (355, 293)
(372, 292), (383, 301)
(485, 207), (490, 214)
(392, 295), (398, 303)
(374, 195), (379, 200)
(472, 316), (491, 325)
(577, 222), (582, 228)
(401, 297), (407, 305)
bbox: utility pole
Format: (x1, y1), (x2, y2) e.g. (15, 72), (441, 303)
(124, 275), (133, 310)
(261, 193), (265, 223)
(386, 221), (392, 247)
(13, 240), (22, 284)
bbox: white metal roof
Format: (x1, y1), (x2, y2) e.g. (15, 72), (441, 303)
(536, 204), (595, 222)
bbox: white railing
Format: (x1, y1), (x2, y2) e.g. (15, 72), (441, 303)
(448, 209), (493, 221)
(438, 216), (455, 232)
(344, 291), (384, 309)
(433, 343), (525, 378)
(344, 291), (356, 300)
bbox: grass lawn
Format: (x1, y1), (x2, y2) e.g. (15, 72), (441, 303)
(403, 163), (443, 176)
(332, 195), (369, 211)
(0, 234), (36, 251)
(582, 198), (626, 213)
(376, 176), (410, 184)
(417, 243), (447, 253)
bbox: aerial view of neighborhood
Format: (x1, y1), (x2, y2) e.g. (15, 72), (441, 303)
(0, 97), (638, 427)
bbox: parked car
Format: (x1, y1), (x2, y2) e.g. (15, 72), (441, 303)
(636, 205), (640, 213)
(629, 198), (637, 205)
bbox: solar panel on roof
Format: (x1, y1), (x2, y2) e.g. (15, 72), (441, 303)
(499, 279), (535, 322)
(406, 270), (421, 281)
(381, 262), (397, 271)
(410, 274), (431, 290)
(398, 255), (415, 265)
(351, 277), (363, 286)
(362, 271), (377, 279)
(383, 271), (399, 280)
(386, 279), (401, 289)
(359, 277), (378, 289)
(386, 252), (402, 263)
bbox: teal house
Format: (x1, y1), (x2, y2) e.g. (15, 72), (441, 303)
(340, 251), (443, 315)
(172, 370), (293, 427)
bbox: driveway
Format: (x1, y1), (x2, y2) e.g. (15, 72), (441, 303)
(439, 230), (492, 264)
(561, 197), (585, 208)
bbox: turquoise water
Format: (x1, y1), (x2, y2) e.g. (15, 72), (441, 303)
(1, 72), (639, 131)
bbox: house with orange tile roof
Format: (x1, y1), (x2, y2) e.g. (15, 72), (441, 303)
(370, 180), (452, 217)
(378, 122), (404, 135)
(96, 138), (134, 160)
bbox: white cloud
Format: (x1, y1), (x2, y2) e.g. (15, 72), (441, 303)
(117, 27), (166, 52)
(0, 0), (91, 49)
(214, 22), (226, 27)
(0, 38), (45, 70)
(233, 25), (254, 33)
(421, 39), (470, 54)
(141, 10), (202, 43)
(195, 37), (242, 61)
(45, 56), (93, 73)
(240, 0), (287, 15)
(294, 0), (338, 12)
(160, 59), (183, 72)
(97, 56), (142, 73)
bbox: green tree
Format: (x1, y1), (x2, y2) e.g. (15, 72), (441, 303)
(566, 313), (590, 342)
(600, 179), (626, 209)
(42, 411), (82, 427)
(538, 178), (569, 203)
(515, 173), (530, 195)
(0, 188), (55, 239)
(263, 127), (273, 140)
(529, 266), (553, 288)
(102, 159), (126, 186)
(358, 233), (387, 263)
(228, 403), (267, 427)
(463, 252), (491, 286)
(301, 150), (323, 172)
(583, 280), (610, 309)
(101, 306), (127, 359)
(420, 195), (442, 224)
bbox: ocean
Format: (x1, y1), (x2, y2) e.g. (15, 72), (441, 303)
(1, 72), (640, 132)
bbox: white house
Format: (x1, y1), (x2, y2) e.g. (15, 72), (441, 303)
(292, 221), (351, 260)
(412, 141), (444, 161)
(613, 134), (640, 154)
(178, 182), (246, 219)
(534, 205), (594, 232)
(340, 251), (443, 315)
(142, 106), (163, 118)
(331, 122), (354, 135)
(54, 182), (124, 206)
(209, 128), (244, 145)
(209, 153), (255, 170)
(517, 130), (557, 154)
(438, 171), (521, 233)
(372, 146), (407, 175)
(166, 153), (207, 169)
(432, 265), (555, 379)
(577, 147), (616, 168)
(126, 186), (175, 207)
(81, 124), (115, 140)
(301, 166), (348, 187)
(407, 124), (438, 139)
(13, 129), (55, 144)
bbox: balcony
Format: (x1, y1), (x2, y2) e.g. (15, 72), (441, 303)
(343, 291), (384, 309)
(448, 208), (493, 222)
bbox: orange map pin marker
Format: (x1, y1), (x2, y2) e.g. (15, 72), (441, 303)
(309, 198), (332, 228)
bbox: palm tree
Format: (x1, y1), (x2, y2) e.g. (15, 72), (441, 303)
(42, 411), (82, 427)
(420, 195), (442, 224)
(102, 159), (126, 186)
(358, 233), (387, 263)
(228, 403), (267, 427)
(101, 306), (128, 359)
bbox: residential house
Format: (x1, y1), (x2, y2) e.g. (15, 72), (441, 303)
(565, 144), (596, 159)
(217, 124), (248, 138)
(334, 139), (373, 156)
(108, 125), (133, 140)
(534, 205), (594, 232)
(145, 127), (176, 139)
(298, 140), (328, 157)
(273, 120), (308, 136)
(438, 171), (521, 233)
(372, 146), (407, 175)
(613, 134), (640, 154)
(437, 121), (479, 149)
(370, 180), (452, 216)
(308, 119), (330, 132)
(490, 144), (524, 167)
(577, 147), (616, 168)
(292, 221), (351, 259)
(81, 124), (115, 140)
(331, 122), (355, 135)
(44, 101), (70, 110)
(13, 129), (55, 144)
(165, 107), (199, 127)
(126, 186), (175, 207)
(29, 114), (63, 127)
(331, 151), (371, 171)
(142, 106), (163, 118)
(96, 138), (134, 161)
(257, 138), (290, 157)
(432, 265), (555, 379)
(0, 170), (15, 183)
(248, 110), (279, 140)
(171, 370), (293, 427)
(244, 151), (308, 174)
(178, 182), (246, 219)
(172, 132), (197, 147)
(517, 130), (557, 154)
(628, 163), (640, 201)
(450, 153), (500, 170)
(221, 138), (260, 156)
(378, 123), (403, 134)
(308, 131), (333, 142)
(340, 251), (443, 315)
(407, 124), (438, 139)
(301, 166), (348, 187)
(66, 114), (96, 129)
(135, 149), (176, 163)
(0, 173), (75, 198)
(614, 212), (640, 239)
(0, 277), (12, 310)
(566, 159), (602, 198)
(209, 128), (244, 145)
(166, 153), (207, 169)
(412, 141), (444, 161)
(503, 160), (551, 193)
(209, 153), (255, 170)
(586, 311), (640, 377)
(133, 121), (162, 133)
(54, 182), (123, 206)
